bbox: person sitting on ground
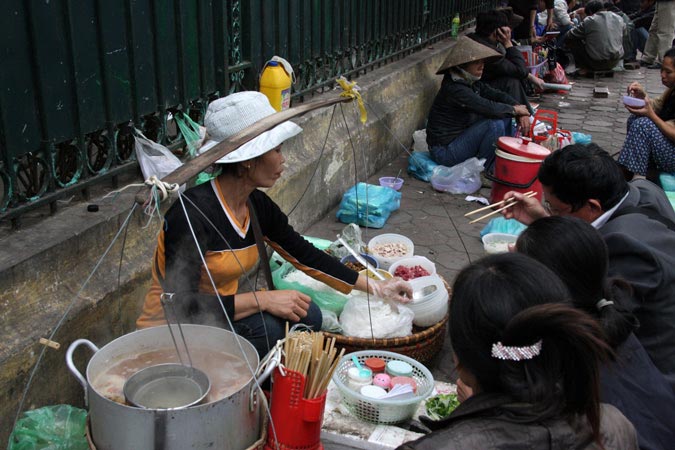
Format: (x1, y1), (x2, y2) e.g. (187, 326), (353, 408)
(618, 47), (675, 180)
(468, 10), (543, 107)
(426, 36), (531, 171)
(501, 143), (675, 389)
(565, 0), (627, 75)
(136, 91), (412, 358)
(396, 253), (638, 450)
(517, 216), (675, 450)
(625, 0), (656, 64)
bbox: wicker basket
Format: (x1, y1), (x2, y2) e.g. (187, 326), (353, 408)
(324, 279), (451, 364)
(332, 350), (435, 424)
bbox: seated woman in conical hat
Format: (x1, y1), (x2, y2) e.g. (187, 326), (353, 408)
(426, 36), (532, 172)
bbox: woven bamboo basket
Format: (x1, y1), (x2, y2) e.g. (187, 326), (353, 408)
(324, 280), (451, 364)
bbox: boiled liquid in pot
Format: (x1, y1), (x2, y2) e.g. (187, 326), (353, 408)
(92, 348), (250, 406)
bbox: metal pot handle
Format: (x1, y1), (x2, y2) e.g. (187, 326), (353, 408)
(66, 339), (99, 407)
(249, 349), (280, 411)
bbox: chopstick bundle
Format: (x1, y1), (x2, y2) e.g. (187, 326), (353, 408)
(466, 191), (537, 224)
(283, 326), (345, 399)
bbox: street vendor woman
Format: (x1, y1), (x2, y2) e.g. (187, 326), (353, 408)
(136, 91), (412, 357)
(426, 36), (532, 172)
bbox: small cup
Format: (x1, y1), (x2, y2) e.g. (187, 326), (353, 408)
(386, 360), (413, 378)
(364, 357), (386, 374)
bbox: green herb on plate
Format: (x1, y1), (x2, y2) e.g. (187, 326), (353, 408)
(425, 393), (460, 420)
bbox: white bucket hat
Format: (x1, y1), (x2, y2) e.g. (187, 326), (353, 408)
(199, 91), (302, 163)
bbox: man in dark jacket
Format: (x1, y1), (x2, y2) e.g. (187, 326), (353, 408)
(509, 0), (556, 39)
(502, 143), (675, 390)
(468, 10), (542, 107)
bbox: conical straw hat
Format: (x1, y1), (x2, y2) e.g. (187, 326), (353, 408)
(436, 36), (503, 75)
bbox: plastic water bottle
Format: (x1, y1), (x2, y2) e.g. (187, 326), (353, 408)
(451, 13), (460, 39)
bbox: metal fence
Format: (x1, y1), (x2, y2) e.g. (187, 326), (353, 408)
(0, 0), (496, 226)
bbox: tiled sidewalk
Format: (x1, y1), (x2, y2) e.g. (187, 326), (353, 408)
(302, 66), (664, 382)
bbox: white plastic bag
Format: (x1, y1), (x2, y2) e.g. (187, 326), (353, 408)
(431, 157), (484, 194)
(412, 129), (428, 152)
(134, 129), (183, 181)
(339, 293), (414, 338)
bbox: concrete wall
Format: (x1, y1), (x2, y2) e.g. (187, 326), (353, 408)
(0, 37), (454, 444)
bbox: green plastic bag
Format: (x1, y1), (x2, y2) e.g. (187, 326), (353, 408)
(272, 261), (350, 314)
(175, 112), (204, 157)
(9, 405), (89, 450)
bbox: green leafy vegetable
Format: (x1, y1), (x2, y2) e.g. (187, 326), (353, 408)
(425, 393), (460, 420)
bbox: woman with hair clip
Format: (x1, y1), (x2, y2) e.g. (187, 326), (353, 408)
(397, 253), (638, 450)
(516, 216), (675, 450)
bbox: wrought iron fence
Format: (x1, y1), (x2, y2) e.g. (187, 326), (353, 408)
(0, 0), (496, 226)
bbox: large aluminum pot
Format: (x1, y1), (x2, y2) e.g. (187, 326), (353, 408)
(66, 324), (275, 450)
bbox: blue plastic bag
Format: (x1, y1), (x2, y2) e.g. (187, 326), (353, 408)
(336, 183), (401, 228)
(480, 217), (528, 238)
(408, 151), (438, 182)
(572, 132), (592, 145)
(659, 172), (675, 192)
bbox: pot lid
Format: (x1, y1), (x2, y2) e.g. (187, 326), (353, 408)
(497, 137), (551, 160)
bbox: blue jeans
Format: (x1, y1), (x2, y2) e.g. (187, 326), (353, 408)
(430, 118), (511, 171)
(232, 301), (323, 358)
(628, 27), (649, 61)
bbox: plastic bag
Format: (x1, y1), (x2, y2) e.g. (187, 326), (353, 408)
(272, 261), (350, 314)
(412, 129), (428, 152)
(174, 112), (206, 157)
(336, 183), (401, 229)
(544, 63), (568, 85)
(480, 217), (528, 238)
(430, 158), (484, 194)
(408, 151), (439, 182)
(339, 293), (414, 338)
(326, 223), (365, 259)
(134, 129), (184, 182)
(571, 132), (592, 145)
(9, 405), (89, 450)
(321, 309), (343, 333)
(660, 173), (675, 192)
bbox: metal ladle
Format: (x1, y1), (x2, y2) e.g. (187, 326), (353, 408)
(336, 235), (386, 280)
(412, 284), (438, 301)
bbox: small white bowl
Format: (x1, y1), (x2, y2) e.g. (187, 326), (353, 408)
(367, 233), (414, 269)
(481, 233), (518, 255)
(623, 95), (646, 108)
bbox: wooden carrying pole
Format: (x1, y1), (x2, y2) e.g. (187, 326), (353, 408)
(134, 95), (354, 205)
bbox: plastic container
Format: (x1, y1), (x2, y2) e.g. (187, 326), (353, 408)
(260, 60), (292, 111)
(489, 137), (550, 204)
(341, 253), (379, 271)
(388, 256), (436, 280)
(264, 368), (326, 450)
(390, 376), (418, 393)
(332, 350), (434, 424)
(379, 177), (404, 190)
(360, 385), (388, 399)
(623, 95), (646, 107)
(386, 360), (414, 378)
(482, 233), (518, 254)
(364, 357), (386, 374)
(347, 367), (373, 392)
(367, 233), (414, 269)
(373, 373), (392, 389)
(406, 275), (449, 327)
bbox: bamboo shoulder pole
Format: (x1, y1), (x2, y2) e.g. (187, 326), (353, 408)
(134, 96), (354, 205)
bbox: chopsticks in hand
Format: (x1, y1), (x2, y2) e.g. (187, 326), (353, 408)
(465, 191), (536, 224)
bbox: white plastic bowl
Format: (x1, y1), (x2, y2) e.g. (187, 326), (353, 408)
(623, 95), (646, 108)
(367, 234), (415, 269)
(481, 233), (518, 254)
(388, 256), (436, 280)
(406, 275), (448, 327)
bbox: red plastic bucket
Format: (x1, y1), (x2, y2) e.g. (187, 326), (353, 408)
(264, 368), (326, 450)
(488, 137), (551, 204)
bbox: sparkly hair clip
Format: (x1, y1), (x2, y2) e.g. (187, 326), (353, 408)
(596, 299), (614, 310)
(491, 340), (543, 361)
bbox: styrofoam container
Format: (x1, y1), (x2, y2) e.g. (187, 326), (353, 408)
(406, 275), (448, 327)
(367, 234), (414, 269)
(481, 233), (518, 254)
(623, 95), (646, 108)
(388, 256), (436, 279)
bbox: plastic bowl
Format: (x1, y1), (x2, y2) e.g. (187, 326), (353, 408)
(359, 268), (394, 280)
(367, 234), (415, 269)
(407, 275), (449, 327)
(388, 256), (436, 280)
(379, 177), (404, 191)
(623, 95), (646, 108)
(341, 253), (379, 271)
(481, 233), (518, 255)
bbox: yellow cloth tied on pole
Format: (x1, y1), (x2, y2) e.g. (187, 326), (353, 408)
(337, 76), (367, 124)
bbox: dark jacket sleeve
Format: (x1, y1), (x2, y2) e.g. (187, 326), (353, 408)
(446, 82), (516, 119)
(161, 198), (236, 324)
(485, 47), (529, 80)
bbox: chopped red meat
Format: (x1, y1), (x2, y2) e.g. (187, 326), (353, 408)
(393, 265), (431, 281)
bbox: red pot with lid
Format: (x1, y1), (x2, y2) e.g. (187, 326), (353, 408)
(487, 136), (551, 204)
